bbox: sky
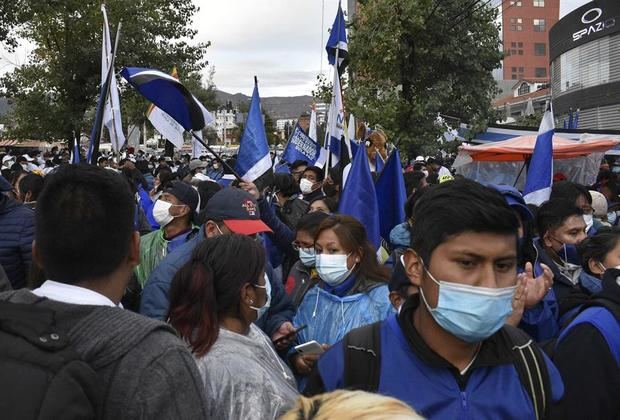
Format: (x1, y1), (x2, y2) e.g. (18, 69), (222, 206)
(0, 0), (597, 98)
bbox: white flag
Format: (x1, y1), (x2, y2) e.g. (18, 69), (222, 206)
(309, 104), (318, 142)
(101, 5), (125, 152)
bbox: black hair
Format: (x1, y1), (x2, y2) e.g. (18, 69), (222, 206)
(536, 199), (584, 238)
(426, 172), (439, 184)
(404, 185), (429, 220)
(135, 159), (150, 174)
(168, 234), (265, 356)
(577, 227), (620, 275)
(403, 171), (426, 197)
(303, 166), (325, 182)
(35, 164), (135, 284)
(291, 160), (309, 170)
(308, 195), (338, 213)
(121, 167), (148, 191)
(410, 179), (519, 264)
(196, 181), (223, 224)
(273, 173), (300, 197)
(296, 211), (330, 236)
(18, 173), (45, 201)
(550, 181), (592, 205)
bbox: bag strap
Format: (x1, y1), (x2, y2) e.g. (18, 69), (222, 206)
(503, 326), (552, 420)
(583, 297), (620, 320)
(343, 321), (382, 392)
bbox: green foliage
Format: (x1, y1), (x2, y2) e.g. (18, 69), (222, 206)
(347, 0), (503, 158)
(1, 0), (210, 142)
(514, 112), (543, 128)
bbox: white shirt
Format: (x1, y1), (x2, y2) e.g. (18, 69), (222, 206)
(33, 280), (122, 308)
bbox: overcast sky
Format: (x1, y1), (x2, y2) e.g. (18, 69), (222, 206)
(0, 0), (596, 98)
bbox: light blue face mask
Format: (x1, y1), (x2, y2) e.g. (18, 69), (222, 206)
(250, 275), (272, 320)
(419, 265), (516, 343)
(299, 247), (316, 267)
(316, 253), (355, 286)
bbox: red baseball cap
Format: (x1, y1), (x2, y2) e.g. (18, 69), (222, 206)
(204, 188), (272, 235)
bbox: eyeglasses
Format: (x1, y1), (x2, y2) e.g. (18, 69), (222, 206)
(291, 241), (313, 251)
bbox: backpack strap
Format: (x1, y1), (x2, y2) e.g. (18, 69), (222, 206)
(503, 326), (552, 420)
(343, 321), (382, 392)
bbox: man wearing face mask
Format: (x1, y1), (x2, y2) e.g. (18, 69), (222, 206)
(299, 166), (325, 202)
(305, 179), (564, 419)
(134, 181), (200, 288)
(535, 199), (590, 325)
(550, 181), (598, 236)
(140, 187), (296, 350)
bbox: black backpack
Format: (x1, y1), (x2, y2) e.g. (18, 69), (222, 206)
(0, 300), (102, 419)
(343, 322), (552, 420)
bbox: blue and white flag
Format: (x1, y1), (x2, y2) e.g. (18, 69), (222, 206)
(71, 142), (80, 164)
(326, 67), (345, 167)
(281, 123), (321, 166)
(326, 1), (348, 74)
(235, 81), (272, 182)
(523, 107), (554, 206)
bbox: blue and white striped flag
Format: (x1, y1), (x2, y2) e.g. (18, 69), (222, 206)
(523, 108), (554, 205)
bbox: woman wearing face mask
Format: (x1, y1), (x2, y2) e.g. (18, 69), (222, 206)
(576, 227), (620, 295)
(290, 215), (392, 381)
(134, 181), (200, 288)
(287, 211), (330, 307)
(168, 234), (298, 420)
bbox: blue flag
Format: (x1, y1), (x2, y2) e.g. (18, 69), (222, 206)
(326, 1), (348, 74)
(523, 108), (554, 206)
(281, 123), (320, 166)
(375, 153), (385, 173)
(235, 81), (271, 182)
(121, 67), (209, 132)
(72, 142), (80, 164)
(338, 141), (381, 249)
(375, 149), (406, 241)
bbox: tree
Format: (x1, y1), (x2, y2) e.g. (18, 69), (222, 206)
(347, 0), (503, 157)
(515, 112), (543, 128)
(1, 0), (209, 147)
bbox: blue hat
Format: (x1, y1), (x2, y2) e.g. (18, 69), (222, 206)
(489, 184), (533, 221)
(0, 175), (11, 192)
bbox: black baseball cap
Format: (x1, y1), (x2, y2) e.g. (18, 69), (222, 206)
(165, 181), (199, 213)
(204, 188), (272, 235)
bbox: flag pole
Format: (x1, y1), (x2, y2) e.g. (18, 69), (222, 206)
(189, 131), (242, 180)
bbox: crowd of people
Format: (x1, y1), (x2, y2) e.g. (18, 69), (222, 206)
(0, 139), (618, 419)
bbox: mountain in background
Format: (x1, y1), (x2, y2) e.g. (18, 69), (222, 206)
(215, 90), (314, 120)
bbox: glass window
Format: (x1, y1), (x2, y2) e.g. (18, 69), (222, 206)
(512, 67), (517, 72)
(535, 67), (547, 78)
(518, 42), (523, 48)
(534, 43), (546, 56)
(511, 49), (517, 55)
(533, 19), (545, 32)
(518, 50), (523, 55)
(511, 42), (517, 47)
(510, 0), (522, 5)
(533, 0), (544, 6)
(518, 83), (531, 95)
(512, 74), (518, 79)
(519, 67), (524, 72)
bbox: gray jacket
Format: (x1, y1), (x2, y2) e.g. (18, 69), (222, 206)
(0, 290), (208, 420)
(197, 324), (299, 420)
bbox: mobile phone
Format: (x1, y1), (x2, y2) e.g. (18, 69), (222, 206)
(273, 324), (307, 345)
(294, 340), (325, 356)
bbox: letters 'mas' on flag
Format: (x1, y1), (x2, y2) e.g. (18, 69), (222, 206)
(121, 67), (213, 144)
(101, 4), (125, 152)
(338, 140), (380, 249)
(325, 1), (348, 74)
(375, 148), (406, 241)
(281, 123), (321, 167)
(523, 107), (554, 206)
(235, 80), (273, 187)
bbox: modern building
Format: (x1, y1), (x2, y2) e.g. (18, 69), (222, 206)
(550, 0), (620, 129)
(502, 0), (559, 81)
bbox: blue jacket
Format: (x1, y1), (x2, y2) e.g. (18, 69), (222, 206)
(0, 196), (34, 289)
(139, 227), (295, 337)
(308, 299), (564, 420)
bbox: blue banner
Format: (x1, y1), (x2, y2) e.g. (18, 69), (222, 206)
(281, 123), (320, 165)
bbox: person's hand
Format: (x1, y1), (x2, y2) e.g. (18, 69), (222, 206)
(291, 344), (329, 375)
(271, 322), (296, 351)
(239, 181), (260, 200)
(522, 262), (553, 310)
(506, 274), (527, 327)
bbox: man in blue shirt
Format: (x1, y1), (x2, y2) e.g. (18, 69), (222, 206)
(305, 179), (564, 419)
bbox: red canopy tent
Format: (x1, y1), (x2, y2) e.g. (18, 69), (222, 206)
(457, 135), (620, 162)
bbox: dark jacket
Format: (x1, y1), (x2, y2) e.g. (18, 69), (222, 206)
(140, 227), (295, 337)
(0, 195), (35, 289)
(0, 264), (11, 292)
(1, 289), (209, 420)
(306, 295), (564, 419)
(551, 268), (620, 420)
(285, 261), (319, 308)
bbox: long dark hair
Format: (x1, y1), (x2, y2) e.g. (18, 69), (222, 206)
(315, 215), (390, 289)
(167, 234), (265, 357)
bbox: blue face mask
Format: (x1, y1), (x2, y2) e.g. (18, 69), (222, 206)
(299, 247), (316, 267)
(419, 265), (516, 343)
(250, 275), (272, 320)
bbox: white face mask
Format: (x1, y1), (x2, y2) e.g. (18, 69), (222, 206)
(316, 253), (355, 286)
(299, 178), (315, 195)
(152, 200), (181, 227)
(583, 214), (594, 231)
